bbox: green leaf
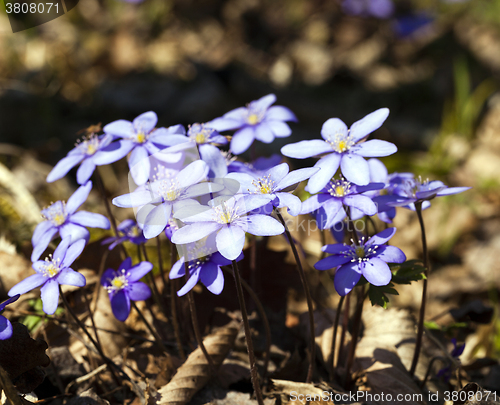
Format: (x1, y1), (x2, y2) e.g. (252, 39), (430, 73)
(391, 260), (427, 285)
(368, 284), (399, 309)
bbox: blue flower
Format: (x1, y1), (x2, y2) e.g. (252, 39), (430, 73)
(226, 162), (319, 216)
(101, 258), (153, 322)
(281, 109), (396, 192)
(367, 158), (414, 223)
(209, 94), (297, 155)
(342, 0), (394, 18)
(172, 195), (284, 260)
(101, 219), (146, 250)
(388, 176), (471, 210)
(46, 134), (116, 185)
(160, 123), (229, 178)
(170, 248), (243, 296)
(0, 294), (20, 340)
(300, 179), (383, 229)
(437, 338), (465, 381)
(31, 181), (110, 261)
(112, 160), (223, 239)
(9, 238), (87, 315)
(315, 228), (406, 296)
(94, 111), (186, 185)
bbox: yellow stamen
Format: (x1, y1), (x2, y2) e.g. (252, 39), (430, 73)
(247, 114), (259, 125)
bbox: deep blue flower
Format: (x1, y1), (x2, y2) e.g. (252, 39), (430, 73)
(209, 94), (297, 155)
(172, 195), (284, 260)
(101, 219), (146, 250)
(300, 179), (383, 229)
(387, 176), (471, 210)
(46, 134), (116, 185)
(112, 160), (223, 239)
(9, 238), (86, 315)
(437, 338), (465, 381)
(0, 294), (20, 340)
(281, 109), (396, 192)
(94, 111), (186, 185)
(342, 0), (394, 18)
(31, 181), (110, 261)
(170, 246), (243, 296)
(315, 227), (405, 296)
(226, 162), (319, 216)
(101, 258), (153, 322)
(393, 13), (434, 38)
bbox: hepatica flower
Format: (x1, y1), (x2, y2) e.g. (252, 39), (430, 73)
(172, 195), (284, 260)
(226, 162), (319, 216)
(101, 258), (153, 322)
(32, 181), (110, 261)
(102, 219), (146, 250)
(160, 123), (229, 178)
(388, 176), (470, 210)
(281, 108), (396, 192)
(0, 294), (20, 340)
(9, 238), (87, 315)
(301, 179), (383, 229)
(209, 94), (297, 155)
(94, 111), (185, 185)
(46, 133), (115, 185)
(170, 244), (243, 296)
(315, 228), (405, 296)
(113, 160), (222, 239)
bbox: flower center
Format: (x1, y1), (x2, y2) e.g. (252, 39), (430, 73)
(105, 270), (129, 294)
(214, 202), (237, 224)
(189, 124), (213, 145)
(355, 246), (365, 258)
(128, 225), (141, 238)
(327, 179), (352, 197)
(41, 201), (68, 227)
(250, 174), (275, 194)
(76, 133), (100, 156)
(41, 256), (62, 278)
(151, 170), (182, 202)
(247, 114), (260, 125)
(327, 132), (355, 153)
(136, 132), (147, 144)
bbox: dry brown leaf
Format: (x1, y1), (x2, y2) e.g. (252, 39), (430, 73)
(354, 306), (427, 405)
(299, 309), (351, 373)
(0, 323), (50, 394)
(156, 321), (240, 405)
(0, 365), (23, 405)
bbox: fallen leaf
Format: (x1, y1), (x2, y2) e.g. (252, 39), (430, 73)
(157, 321), (240, 405)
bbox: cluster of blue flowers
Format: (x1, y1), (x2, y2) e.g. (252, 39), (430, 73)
(3, 93), (469, 337)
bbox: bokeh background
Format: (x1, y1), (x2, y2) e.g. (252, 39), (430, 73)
(1, 0), (500, 391)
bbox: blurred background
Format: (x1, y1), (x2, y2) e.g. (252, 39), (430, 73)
(1, 0), (500, 383)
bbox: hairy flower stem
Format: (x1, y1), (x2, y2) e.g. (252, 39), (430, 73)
(231, 260), (265, 405)
(320, 229), (327, 260)
(275, 208), (315, 383)
(338, 293), (350, 373)
(170, 241), (186, 360)
(330, 295), (345, 380)
(410, 202), (430, 377)
(221, 266), (271, 382)
(59, 286), (128, 386)
(156, 236), (168, 290)
(184, 263), (215, 373)
(140, 245), (162, 312)
(130, 301), (168, 354)
(344, 286), (365, 387)
(94, 169), (127, 260)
